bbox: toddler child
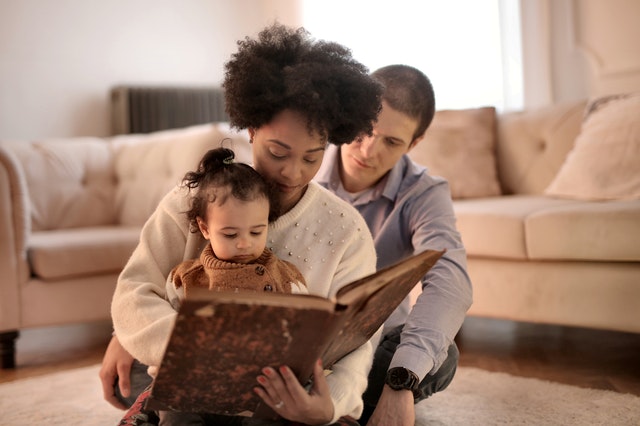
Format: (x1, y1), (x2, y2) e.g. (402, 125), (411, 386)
(147, 147), (309, 425)
(166, 147), (308, 311)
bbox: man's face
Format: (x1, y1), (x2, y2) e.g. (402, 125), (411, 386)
(339, 101), (421, 193)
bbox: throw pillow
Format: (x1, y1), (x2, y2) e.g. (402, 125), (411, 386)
(544, 92), (640, 200)
(408, 106), (501, 199)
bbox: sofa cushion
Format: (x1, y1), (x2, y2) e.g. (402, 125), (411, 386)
(526, 199), (640, 261)
(409, 107), (501, 199)
(545, 92), (640, 201)
(453, 195), (577, 259)
(3, 139), (117, 231)
(28, 226), (141, 280)
(455, 195), (640, 262)
(112, 123), (251, 226)
(455, 196), (549, 259)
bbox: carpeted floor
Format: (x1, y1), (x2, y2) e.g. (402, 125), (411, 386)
(414, 367), (640, 425)
(0, 365), (638, 425)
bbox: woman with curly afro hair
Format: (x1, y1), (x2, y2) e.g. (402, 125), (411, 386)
(223, 24), (381, 146)
(106, 23), (384, 426)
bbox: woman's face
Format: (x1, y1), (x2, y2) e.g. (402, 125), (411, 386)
(250, 109), (327, 214)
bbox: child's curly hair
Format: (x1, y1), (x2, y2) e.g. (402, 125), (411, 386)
(223, 23), (383, 145)
(183, 148), (279, 233)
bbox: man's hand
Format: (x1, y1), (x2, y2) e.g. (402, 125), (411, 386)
(254, 358), (334, 425)
(366, 385), (415, 426)
(99, 335), (134, 410)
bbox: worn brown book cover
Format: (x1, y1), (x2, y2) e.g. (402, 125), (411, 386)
(145, 249), (445, 418)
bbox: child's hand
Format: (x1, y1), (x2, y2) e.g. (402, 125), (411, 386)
(254, 358), (334, 425)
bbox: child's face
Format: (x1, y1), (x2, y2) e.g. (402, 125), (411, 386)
(197, 195), (270, 264)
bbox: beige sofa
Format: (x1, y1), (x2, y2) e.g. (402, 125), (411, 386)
(0, 123), (251, 368)
(409, 93), (640, 334)
(1, 92), (638, 369)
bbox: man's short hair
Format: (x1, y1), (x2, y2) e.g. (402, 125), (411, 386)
(371, 65), (435, 142)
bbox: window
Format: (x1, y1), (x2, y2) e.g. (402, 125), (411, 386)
(302, 0), (522, 111)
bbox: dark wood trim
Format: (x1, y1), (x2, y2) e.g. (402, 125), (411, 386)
(0, 330), (19, 369)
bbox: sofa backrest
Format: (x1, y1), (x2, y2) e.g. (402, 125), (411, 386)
(3, 138), (117, 231)
(111, 123), (251, 226)
(496, 100), (586, 195)
(2, 124), (252, 232)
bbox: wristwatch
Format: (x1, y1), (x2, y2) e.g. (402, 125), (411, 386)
(385, 367), (420, 394)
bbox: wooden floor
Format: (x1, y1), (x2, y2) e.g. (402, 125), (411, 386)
(455, 317), (640, 396)
(2, 316), (640, 398)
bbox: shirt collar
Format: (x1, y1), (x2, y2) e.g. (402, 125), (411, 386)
(315, 143), (340, 189)
(381, 156), (407, 202)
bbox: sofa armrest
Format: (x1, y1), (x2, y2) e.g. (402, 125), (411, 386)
(0, 143), (31, 332)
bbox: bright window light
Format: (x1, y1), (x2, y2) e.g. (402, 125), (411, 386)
(302, 0), (522, 111)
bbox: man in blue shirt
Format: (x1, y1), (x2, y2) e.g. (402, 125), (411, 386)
(315, 65), (473, 426)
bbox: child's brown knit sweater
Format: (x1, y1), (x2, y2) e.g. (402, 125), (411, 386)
(169, 244), (307, 299)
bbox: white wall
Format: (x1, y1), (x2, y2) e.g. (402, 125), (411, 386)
(0, 0), (302, 139)
(1, 0), (639, 139)
(523, 0), (640, 108)
(568, 0), (640, 97)
(303, 0), (509, 111)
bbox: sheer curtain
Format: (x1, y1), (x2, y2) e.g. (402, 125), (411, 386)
(302, 0), (523, 112)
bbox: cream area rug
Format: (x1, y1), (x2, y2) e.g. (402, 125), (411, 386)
(0, 365), (638, 425)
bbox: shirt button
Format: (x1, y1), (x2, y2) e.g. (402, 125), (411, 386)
(255, 266), (265, 275)
(263, 284), (273, 292)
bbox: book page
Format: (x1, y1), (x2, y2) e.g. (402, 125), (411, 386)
(322, 249), (445, 367)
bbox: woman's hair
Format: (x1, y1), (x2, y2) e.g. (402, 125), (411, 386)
(371, 64), (436, 142)
(183, 148), (278, 233)
(223, 23), (383, 145)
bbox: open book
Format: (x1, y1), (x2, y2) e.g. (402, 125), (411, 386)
(145, 249), (445, 418)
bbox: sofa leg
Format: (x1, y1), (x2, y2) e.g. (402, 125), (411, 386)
(0, 330), (19, 369)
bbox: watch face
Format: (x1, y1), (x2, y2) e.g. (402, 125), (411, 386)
(386, 367), (418, 390)
(389, 367), (410, 385)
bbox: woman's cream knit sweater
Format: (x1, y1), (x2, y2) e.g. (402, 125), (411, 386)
(111, 182), (377, 422)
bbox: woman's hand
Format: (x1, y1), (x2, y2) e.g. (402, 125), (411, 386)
(99, 335), (134, 410)
(254, 358), (334, 425)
